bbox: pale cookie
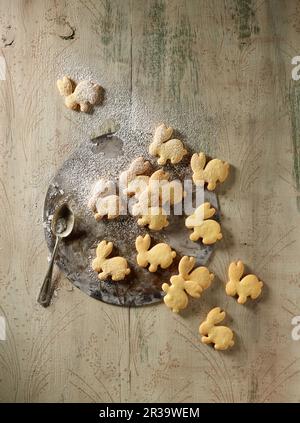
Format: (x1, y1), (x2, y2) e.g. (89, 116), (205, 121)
(185, 202), (222, 244)
(92, 240), (130, 281)
(154, 172), (186, 206)
(88, 179), (115, 212)
(148, 168), (170, 181)
(88, 179), (119, 220)
(120, 157), (151, 193)
(66, 80), (102, 112)
(199, 307), (234, 351)
(131, 169), (169, 216)
(226, 260), (263, 304)
(162, 256), (214, 313)
(56, 76), (74, 97)
(132, 170), (185, 216)
(149, 123), (188, 165)
(125, 175), (150, 199)
(94, 195), (120, 221)
(191, 152), (230, 190)
(57, 76), (103, 112)
(131, 188), (158, 216)
(159, 179), (186, 206)
(135, 234), (176, 272)
(137, 207), (169, 231)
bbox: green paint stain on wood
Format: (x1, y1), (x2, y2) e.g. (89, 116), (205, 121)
(232, 0), (260, 48)
(94, 0), (128, 63)
(169, 13), (196, 102)
(138, 1), (199, 102)
(100, 0), (113, 45)
(289, 81), (300, 211)
(139, 0), (167, 90)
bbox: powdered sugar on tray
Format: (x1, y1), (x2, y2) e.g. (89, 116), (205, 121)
(43, 59), (219, 306)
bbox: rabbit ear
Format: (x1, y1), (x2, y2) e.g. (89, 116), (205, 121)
(155, 123), (173, 142)
(207, 307), (226, 324)
(202, 202), (216, 219)
(135, 234), (151, 252)
(98, 240), (113, 258)
(135, 236), (144, 252)
(179, 256), (195, 278)
(161, 125), (173, 142)
(162, 282), (170, 293)
(193, 202), (215, 220)
(96, 240), (106, 255)
(154, 123), (173, 143)
(185, 213), (197, 228)
(106, 241), (113, 256)
(191, 153), (206, 172)
(228, 261), (244, 281)
(129, 157), (151, 176)
(150, 169), (169, 181)
(142, 234), (151, 250)
(97, 240), (106, 253)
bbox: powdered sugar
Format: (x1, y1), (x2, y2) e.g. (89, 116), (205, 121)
(47, 57), (217, 237)
(43, 58), (219, 306)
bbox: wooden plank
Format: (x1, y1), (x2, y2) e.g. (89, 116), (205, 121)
(129, 0), (300, 402)
(0, 0), (132, 402)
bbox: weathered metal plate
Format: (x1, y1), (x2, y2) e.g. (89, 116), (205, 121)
(43, 135), (219, 307)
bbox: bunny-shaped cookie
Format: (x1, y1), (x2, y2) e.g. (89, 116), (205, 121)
(88, 179), (115, 212)
(132, 169), (185, 217)
(160, 179), (186, 206)
(199, 307), (234, 350)
(57, 77), (103, 113)
(94, 195), (120, 220)
(185, 202), (222, 244)
(191, 152), (229, 190)
(179, 256), (214, 296)
(125, 175), (150, 199)
(162, 256), (214, 312)
(137, 207), (169, 231)
(92, 240), (130, 281)
(120, 157), (151, 195)
(162, 274), (188, 313)
(149, 123), (188, 165)
(226, 261), (263, 304)
(135, 234), (176, 272)
(131, 169), (169, 216)
(88, 178), (120, 220)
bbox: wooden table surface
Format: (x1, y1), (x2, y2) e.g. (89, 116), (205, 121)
(1, 0), (300, 403)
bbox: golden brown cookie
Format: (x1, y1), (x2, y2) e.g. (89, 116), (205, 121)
(135, 234), (176, 272)
(162, 256), (214, 313)
(94, 195), (120, 220)
(191, 152), (229, 190)
(185, 202), (222, 244)
(149, 123), (188, 165)
(56, 76), (74, 97)
(92, 240), (130, 281)
(57, 76), (103, 112)
(120, 157), (151, 194)
(137, 207), (169, 231)
(226, 261), (263, 304)
(88, 179), (119, 220)
(199, 307), (234, 350)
